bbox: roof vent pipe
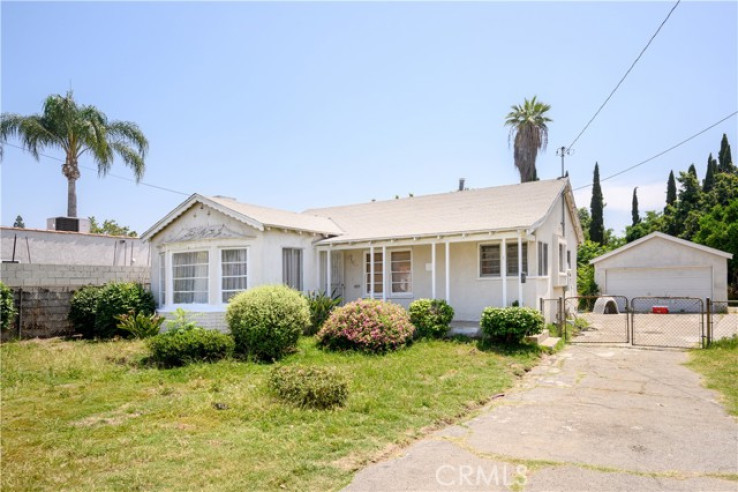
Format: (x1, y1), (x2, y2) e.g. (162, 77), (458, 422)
(458, 178), (466, 191)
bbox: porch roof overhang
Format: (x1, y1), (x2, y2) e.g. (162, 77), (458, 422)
(314, 227), (535, 249)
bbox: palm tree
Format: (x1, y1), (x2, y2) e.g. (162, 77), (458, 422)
(504, 96), (552, 182)
(1, 91), (148, 217)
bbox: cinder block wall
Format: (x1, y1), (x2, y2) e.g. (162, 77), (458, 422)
(1, 263), (151, 340)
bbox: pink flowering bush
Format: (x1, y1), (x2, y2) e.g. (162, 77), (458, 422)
(316, 299), (415, 353)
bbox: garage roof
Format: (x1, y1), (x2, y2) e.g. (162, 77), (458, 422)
(590, 231), (733, 265)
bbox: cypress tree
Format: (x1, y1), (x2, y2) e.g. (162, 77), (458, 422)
(665, 170), (677, 210)
(688, 164), (700, 192)
(631, 187), (640, 226)
(589, 162), (605, 244)
(703, 153), (717, 192)
(718, 133), (734, 173)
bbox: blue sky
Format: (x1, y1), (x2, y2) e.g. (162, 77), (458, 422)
(2, 1), (736, 236)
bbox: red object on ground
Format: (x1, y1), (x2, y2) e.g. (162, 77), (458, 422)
(652, 306), (669, 314)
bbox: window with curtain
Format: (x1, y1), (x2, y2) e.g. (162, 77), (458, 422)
(559, 244), (567, 273)
(282, 248), (303, 291)
(158, 252), (166, 306)
(390, 251), (412, 294)
(506, 243), (529, 276)
(221, 249), (248, 302)
(537, 242), (549, 276)
(173, 251), (209, 304)
(364, 251), (384, 295)
(480, 244), (501, 277)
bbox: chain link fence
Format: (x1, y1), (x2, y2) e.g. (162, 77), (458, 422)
(564, 295), (630, 343)
(631, 297), (703, 349)
(707, 300), (738, 345)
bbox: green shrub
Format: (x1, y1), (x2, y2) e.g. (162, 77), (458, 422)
(304, 290), (342, 336)
(408, 299), (454, 339)
(317, 299), (415, 353)
(148, 325), (235, 367)
(68, 285), (104, 338)
(0, 282), (17, 332)
(226, 285), (310, 361)
(116, 310), (165, 339)
(269, 365), (348, 409)
(480, 307), (544, 344)
(94, 283), (156, 338)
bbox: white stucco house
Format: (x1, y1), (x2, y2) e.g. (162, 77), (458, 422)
(141, 178), (583, 329)
(591, 231), (732, 302)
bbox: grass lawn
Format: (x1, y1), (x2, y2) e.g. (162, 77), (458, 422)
(1, 336), (541, 491)
(687, 336), (738, 416)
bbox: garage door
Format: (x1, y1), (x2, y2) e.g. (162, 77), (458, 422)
(604, 267), (712, 299)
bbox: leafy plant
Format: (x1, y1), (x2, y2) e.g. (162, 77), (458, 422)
(480, 307), (544, 344)
(166, 308), (201, 332)
(0, 282), (17, 332)
(68, 285), (104, 338)
(226, 285), (310, 361)
(408, 299), (454, 339)
(304, 290), (342, 336)
(148, 326), (234, 367)
(94, 283), (156, 338)
(269, 365), (348, 409)
(115, 310), (164, 339)
(317, 299), (415, 353)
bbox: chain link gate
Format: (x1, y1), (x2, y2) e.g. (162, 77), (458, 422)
(563, 295), (630, 343)
(630, 297), (704, 349)
(706, 299), (738, 346)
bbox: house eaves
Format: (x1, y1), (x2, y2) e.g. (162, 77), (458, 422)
(590, 231), (733, 265)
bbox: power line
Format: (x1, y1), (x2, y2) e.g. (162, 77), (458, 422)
(573, 110), (738, 191)
(567, 0), (681, 151)
(1, 141), (190, 197)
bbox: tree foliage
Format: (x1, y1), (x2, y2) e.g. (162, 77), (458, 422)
(631, 187), (640, 227)
(504, 96), (552, 183)
(89, 216), (137, 237)
(13, 215), (24, 228)
(665, 170), (677, 209)
(589, 162), (605, 245)
(718, 133), (734, 173)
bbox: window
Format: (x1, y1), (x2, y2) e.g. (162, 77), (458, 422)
(559, 244), (567, 273)
(282, 248), (303, 291)
(506, 243), (529, 276)
(365, 252), (384, 295)
(222, 249), (248, 302)
(390, 251), (412, 294)
(158, 252), (166, 306)
(537, 242), (549, 276)
(173, 251), (209, 304)
(567, 249), (572, 270)
(480, 245), (501, 277)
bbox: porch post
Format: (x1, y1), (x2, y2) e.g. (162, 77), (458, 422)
(431, 242), (437, 299)
(316, 250), (322, 293)
(445, 241), (450, 303)
(381, 245), (387, 301)
(326, 248), (332, 294)
(518, 231), (524, 306)
(501, 237), (507, 307)
(369, 245), (375, 299)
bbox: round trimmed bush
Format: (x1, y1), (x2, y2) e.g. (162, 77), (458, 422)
(68, 285), (104, 338)
(148, 326), (235, 367)
(0, 282), (17, 332)
(226, 285), (310, 361)
(408, 299), (454, 339)
(94, 283), (156, 339)
(269, 365), (348, 409)
(480, 306), (544, 344)
(316, 299), (415, 353)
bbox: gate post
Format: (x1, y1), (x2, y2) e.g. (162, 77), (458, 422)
(558, 297), (565, 342)
(705, 298), (712, 348)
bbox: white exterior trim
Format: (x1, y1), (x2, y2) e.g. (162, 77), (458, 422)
(591, 231), (732, 264)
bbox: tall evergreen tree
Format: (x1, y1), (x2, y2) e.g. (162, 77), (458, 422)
(589, 162), (605, 244)
(688, 163), (698, 179)
(718, 133), (734, 173)
(703, 153), (717, 192)
(631, 187), (640, 227)
(665, 170), (677, 210)
(672, 171), (702, 239)
(13, 215), (25, 228)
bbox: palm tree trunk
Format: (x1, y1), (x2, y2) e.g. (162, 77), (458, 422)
(67, 177), (77, 217)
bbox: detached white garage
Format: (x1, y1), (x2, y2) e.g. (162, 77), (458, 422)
(591, 232), (732, 302)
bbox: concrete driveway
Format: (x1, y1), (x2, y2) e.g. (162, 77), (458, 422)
(345, 345), (738, 491)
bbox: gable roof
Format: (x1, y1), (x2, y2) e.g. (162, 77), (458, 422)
(590, 231), (733, 264)
(141, 194), (343, 240)
(307, 178), (581, 244)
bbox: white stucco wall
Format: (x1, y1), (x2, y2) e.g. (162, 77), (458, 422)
(593, 235), (729, 302)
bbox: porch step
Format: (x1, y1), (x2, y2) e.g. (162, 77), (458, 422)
(539, 336), (561, 349)
(525, 329), (549, 345)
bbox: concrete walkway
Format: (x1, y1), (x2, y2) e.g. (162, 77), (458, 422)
(345, 345), (738, 491)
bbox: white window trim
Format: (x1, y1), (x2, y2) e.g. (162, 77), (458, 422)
(282, 247), (304, 292)
(478, 242), (502, 279)
(363, 248), (414, 298)
(505, 241), (529, 277)
(537, 241), (549, 278)
(219, 246), (249, 304)
(558, 240), (568, 274)
(171, 249), (210, 306)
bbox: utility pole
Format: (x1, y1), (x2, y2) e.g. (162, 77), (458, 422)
(556, 146), (573, 178)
